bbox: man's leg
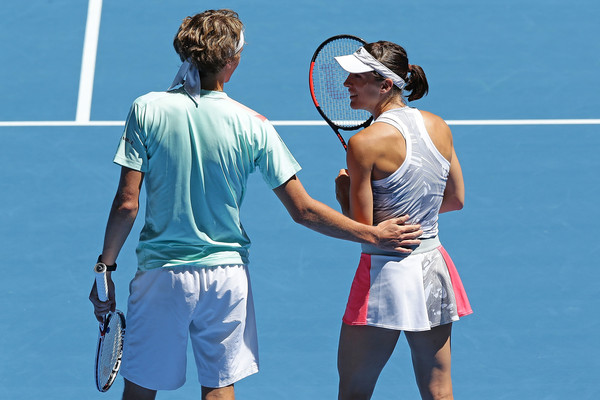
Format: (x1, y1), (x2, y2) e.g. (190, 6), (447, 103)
(122, 378), (156, 400)
(202, 384), (235, 400)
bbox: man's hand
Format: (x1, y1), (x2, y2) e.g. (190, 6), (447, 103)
(374, 215), (422, 253)
(89, 273), (116, 323)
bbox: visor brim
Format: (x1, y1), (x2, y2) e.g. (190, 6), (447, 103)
(334, 54), (374, 74)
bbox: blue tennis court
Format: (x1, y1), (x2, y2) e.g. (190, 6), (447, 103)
(1, 1), (599, 399)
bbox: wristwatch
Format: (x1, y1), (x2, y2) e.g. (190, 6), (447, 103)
(96, 255), (117, 271)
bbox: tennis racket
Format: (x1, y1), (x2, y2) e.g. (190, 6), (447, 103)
(309, 34), (373, 151)
(94, 263), (125, 392)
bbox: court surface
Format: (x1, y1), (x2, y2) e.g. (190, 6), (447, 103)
(1, 1), (599, 399)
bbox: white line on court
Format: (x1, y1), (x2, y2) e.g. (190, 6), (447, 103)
(75, 0), (103, 123)
(0, 119), (599, 128)
(272, 119), (600, 126)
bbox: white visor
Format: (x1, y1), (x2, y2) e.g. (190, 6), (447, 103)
(334, 53), (374, 73)
(335, 47), (406, 90)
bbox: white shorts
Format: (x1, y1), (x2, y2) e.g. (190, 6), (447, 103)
(120, 264), (259, 390)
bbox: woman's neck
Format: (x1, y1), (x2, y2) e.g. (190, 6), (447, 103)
(372, 97), (406, 119)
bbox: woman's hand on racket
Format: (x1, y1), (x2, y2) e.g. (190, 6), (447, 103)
(335, 169), (351, 216)
(374, 215), (422, 253)
(89, 273), (116, 322)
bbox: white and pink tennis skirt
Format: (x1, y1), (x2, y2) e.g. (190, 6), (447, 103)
(343, 237), (472, 331)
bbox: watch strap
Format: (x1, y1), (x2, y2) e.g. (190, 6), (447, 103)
(97, 255), (117, 271)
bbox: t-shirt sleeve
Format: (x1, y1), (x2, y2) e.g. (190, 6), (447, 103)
(113, 102), (148, 172)
(255, 122), (301, 189)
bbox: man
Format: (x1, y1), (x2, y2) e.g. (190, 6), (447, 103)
(89, 9), (421, 400)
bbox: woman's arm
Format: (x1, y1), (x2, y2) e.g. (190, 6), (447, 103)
(346, 134), (375, 225)
(335, 169), (351, 217)
(439, 147), (465, 213)
(421, 110), (465, 214)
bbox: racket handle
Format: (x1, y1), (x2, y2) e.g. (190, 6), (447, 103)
(94, 263), (109, 302)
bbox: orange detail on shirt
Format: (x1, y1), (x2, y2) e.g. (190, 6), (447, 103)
(225, 97), (268, 122)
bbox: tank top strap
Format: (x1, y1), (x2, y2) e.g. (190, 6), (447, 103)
(375, 108), (413, 142)
(374, 109), (414, 173)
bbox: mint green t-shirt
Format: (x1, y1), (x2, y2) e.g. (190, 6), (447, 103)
(114, 88), (301, 270)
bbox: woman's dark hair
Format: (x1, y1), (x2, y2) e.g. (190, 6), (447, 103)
(364, 41), (428, 102)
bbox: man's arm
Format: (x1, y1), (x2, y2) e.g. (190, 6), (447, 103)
(273, 175), (422, 252)
(90, 167), (143, 321)
(100, 167), (144, 265)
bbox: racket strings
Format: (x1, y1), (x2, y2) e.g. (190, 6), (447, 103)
(312, 38), (371, 128)
(97, 312), (124, 388)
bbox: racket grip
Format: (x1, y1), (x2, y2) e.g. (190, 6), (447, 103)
(94, 263), (109, 302)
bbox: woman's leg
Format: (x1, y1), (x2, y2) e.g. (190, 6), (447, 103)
(337, 324), (401, 400)
(404, 323), (453, 400)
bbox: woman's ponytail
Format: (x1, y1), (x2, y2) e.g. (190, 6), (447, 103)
(405, 64), (429, 102)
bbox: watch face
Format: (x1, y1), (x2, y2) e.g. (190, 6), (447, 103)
(94, 262), (107, 274)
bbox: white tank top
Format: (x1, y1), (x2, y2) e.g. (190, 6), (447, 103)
(361, 107), (450, 254)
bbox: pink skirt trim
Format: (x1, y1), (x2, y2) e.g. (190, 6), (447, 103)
(437, 245), (473, 317)
(342, 245), (472, 330)
(342, 253), (371, 325)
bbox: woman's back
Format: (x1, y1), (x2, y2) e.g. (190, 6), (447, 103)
(367, 107), (451, 238)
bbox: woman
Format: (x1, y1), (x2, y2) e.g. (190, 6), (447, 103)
(334, 41), (473, 399)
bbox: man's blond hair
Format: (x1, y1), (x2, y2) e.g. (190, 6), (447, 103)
(173, 9), (244, 76)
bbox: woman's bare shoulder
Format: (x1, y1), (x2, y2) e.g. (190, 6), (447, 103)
(419, 110), (448, 129)
(419, 109), (453, 159)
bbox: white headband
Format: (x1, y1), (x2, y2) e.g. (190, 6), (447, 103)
(168, 30), (245, 104)
(234, 30), (245, 54)
(335, 46), (406, 90)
